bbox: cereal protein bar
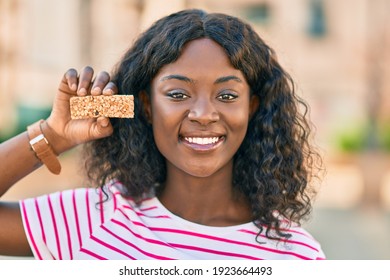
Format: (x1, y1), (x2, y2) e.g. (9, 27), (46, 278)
(70, 95), (134, 119)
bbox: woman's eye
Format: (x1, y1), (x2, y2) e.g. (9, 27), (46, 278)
(217, 92), (238, 101)
(167, 91), (189, 100)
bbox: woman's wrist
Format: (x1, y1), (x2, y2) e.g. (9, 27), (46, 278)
(40, 120), (74, 155)
(27, 120), (62, 174)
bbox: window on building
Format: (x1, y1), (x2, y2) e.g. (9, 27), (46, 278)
(241, 3), (271, 26)
(307, 0), (327, 37)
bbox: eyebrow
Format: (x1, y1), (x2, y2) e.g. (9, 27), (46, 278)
(214, 75), (242, 84)
(160, 74), (242, 84)
(160, 75), (193, 83)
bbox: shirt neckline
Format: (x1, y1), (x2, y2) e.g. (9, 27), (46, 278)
(150, 196), (255, 233)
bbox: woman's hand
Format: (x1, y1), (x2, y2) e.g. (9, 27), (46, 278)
(45, 66), (117, 154)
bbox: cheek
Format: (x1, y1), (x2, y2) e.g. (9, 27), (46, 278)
(152, 107), (171, 138)
(223, 103), (251, 135)
(150, 102), (183, 153)
(229, 113), (250, 141)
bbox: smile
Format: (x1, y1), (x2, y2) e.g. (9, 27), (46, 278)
(181, 136), (225, 151)
(184, 137), (220, 145)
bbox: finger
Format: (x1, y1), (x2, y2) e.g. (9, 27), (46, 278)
(77, 66), (94, 96)
(64, 68), (78, 92)
(102, 81), (118, 95)
(91, 71), (110, 96)
(58, 68), (78, 94)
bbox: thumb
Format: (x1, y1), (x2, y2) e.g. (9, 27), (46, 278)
(90, 117), (113, 139)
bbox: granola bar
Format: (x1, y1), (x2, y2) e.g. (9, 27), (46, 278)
(70, 95), (134, 119)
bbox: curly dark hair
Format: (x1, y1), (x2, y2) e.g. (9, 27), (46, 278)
(83, 9), (323, 241)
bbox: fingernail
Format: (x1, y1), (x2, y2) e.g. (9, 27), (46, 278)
(100, 118), (109, 127)
(78, 88), (87, 95)
(71, 84), (77, 91)
(103, 88), (113, 95)
(92, 87), (102, 95)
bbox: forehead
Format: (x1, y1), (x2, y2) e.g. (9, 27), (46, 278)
(177, 38), (229, 63)
(154, 38), (244, 81)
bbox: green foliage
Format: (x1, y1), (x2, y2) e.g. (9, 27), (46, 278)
(336, 125), (367, 152)
(0, 104), (51, 143)
(335, 121), (390, 153)
(378, 123), (390, 152)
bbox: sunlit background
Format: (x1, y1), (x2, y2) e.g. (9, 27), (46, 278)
(1, 0), (389, 259)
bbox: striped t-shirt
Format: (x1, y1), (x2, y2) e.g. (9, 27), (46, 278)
(20, 182), (325, 260)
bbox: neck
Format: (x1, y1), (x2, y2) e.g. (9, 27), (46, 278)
(157, 162), (252, 226)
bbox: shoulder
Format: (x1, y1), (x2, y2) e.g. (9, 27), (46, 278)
(30, 181), (135, 205)
(19, 182), (147, 259)
(20, 181), (138, 225)
(280, 224), (326, 260)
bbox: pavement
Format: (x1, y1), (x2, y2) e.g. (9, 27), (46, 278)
(307, 206), (390, 259)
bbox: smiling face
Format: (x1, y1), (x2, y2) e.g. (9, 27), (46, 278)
(145, 38), (257, 179)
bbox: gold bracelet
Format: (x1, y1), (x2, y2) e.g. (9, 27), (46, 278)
(27, 120), (61, 175)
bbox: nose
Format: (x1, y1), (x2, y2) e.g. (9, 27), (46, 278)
(187, 98), (220, 125)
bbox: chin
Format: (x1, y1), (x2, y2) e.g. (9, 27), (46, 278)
(183, 164), (224, 178)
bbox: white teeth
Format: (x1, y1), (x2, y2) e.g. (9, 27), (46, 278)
(184, 137), (220, 145)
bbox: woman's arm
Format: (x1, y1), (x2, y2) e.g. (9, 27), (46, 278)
(0, 66), (116, 256)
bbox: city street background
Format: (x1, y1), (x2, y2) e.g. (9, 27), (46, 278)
(1, 0), (390, 259)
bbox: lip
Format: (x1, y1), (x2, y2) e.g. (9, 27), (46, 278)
(179, 135), (225, 152)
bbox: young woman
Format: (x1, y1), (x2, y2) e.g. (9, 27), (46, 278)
(0, 9), (325, 259)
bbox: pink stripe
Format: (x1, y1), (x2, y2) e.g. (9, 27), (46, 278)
(80, 248), (107, 260)
(89, 234), (136, 260)
(280, 228), (316, 240)
(85, 189), (92, 234)
(111, 219), (172, 249)
(72, 189), (82, 247)
(238, 229), (320, 252)
(47, 195), (62, 259)
(116, 199), (169, 219)
(169, 243), (261, 259)
(123, 205), (170, 219)
(139, 206), (158, 211)
(277, 219), (317, 241)
(21, 201), (43, 260)
(112, 187), (118, 210)
(101, 224), (173, 260)
(60, 192), (73, 259)
(27, 199), (55, 259)
(99, 188), (104, 224)
(34, 198), (46, 244)
(108, 180), (123, 189)
(112, 189), (153, 204)
(112, 190), (125, 197)
(289, 229), (318, 240)
(239, 226), (316, 240)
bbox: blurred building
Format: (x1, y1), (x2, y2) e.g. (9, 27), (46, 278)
(1, 0), (390, 259)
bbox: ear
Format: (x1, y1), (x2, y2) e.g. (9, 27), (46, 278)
(249, 94), (260, 119)
(139, 90), (152, 123)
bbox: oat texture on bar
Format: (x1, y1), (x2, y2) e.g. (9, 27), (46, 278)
(70, 95), (134, 119)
